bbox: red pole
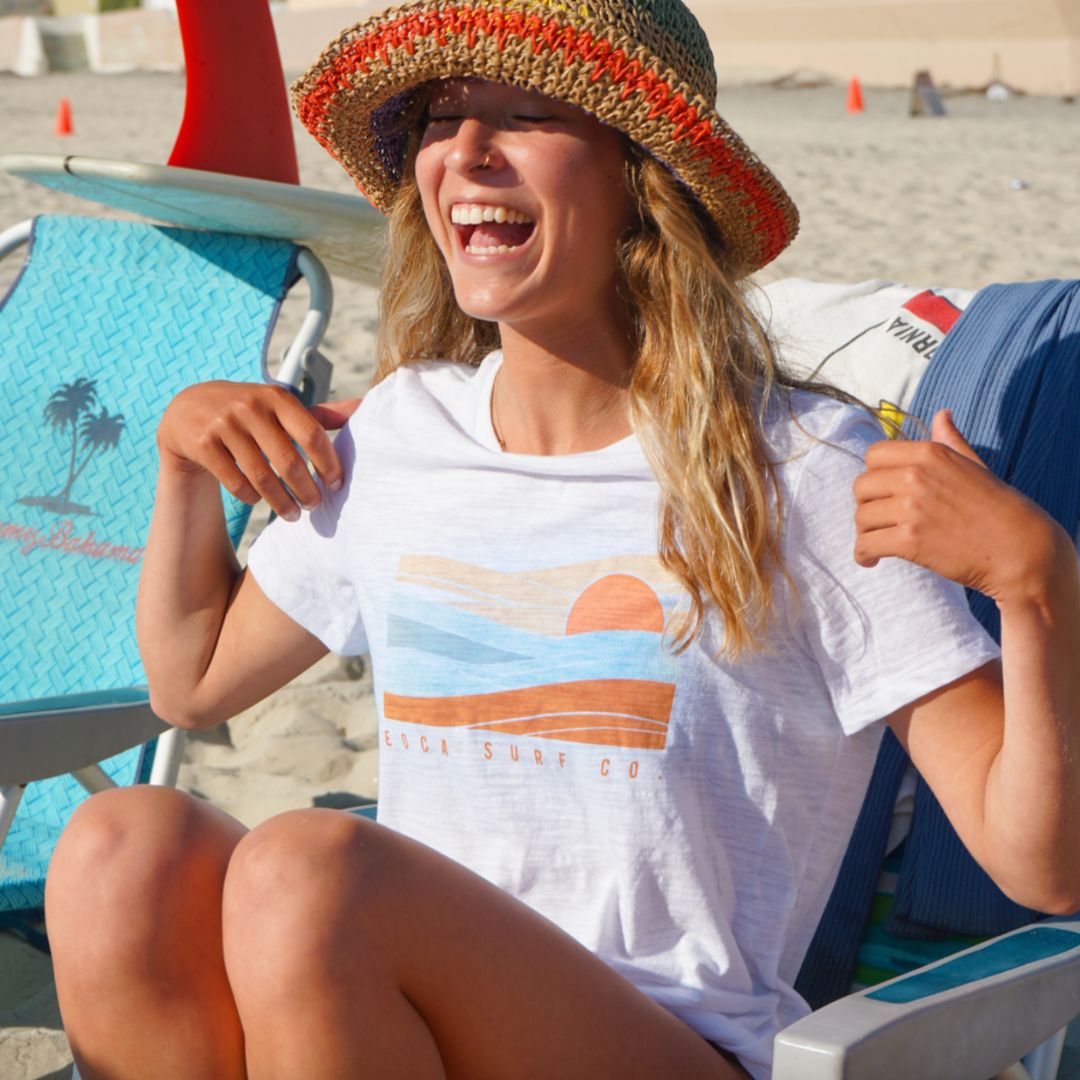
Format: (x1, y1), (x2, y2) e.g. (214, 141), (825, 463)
(168, 0), (300, 184)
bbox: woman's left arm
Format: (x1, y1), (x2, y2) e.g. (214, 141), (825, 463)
(854, 408), (1080, 913)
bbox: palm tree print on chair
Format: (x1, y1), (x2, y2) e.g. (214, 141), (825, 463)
(20, 378), (126, 516)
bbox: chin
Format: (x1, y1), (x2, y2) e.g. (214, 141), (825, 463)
(452, 288), (516, 325)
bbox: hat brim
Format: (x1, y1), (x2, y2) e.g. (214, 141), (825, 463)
(292, 0), (798, 274)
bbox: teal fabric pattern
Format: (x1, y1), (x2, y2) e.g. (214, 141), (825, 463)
(0, 215), (300, 913)
(866, 926), (1080, 1004)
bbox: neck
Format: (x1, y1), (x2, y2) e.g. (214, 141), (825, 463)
(494, 309), (634, 455)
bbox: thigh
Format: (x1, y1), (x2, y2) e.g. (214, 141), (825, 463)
(47, 786), (250, 1079)
(230, 812), (744, 1080)
(386, 833), (742, 1079)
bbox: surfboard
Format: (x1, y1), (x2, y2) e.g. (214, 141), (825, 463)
(0, 153), (385, 284)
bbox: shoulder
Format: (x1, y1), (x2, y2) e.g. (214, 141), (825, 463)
(356, 358), (489, 421)
(383, 357), (489, 397)
(341, 356), (494, 450)
(763, 389), (883, 496)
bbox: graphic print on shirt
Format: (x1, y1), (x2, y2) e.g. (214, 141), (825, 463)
(812, 289), (965, 438)
(872, 290), (965, 437)
(382, 555), (680, 750)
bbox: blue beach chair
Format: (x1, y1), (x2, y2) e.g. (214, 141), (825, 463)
(0, 213), (333, 923)
(767, 277), (1080, 1079)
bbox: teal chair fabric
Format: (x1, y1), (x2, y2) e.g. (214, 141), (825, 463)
(0, 215), (302, 912)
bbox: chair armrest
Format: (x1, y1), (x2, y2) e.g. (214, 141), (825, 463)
(276, 247), (332, 392)
(0, 218), (32, 260)
(0, 688), (166, 785)
(0, 688), (150, 718)
(774, 919), (1080, 1080)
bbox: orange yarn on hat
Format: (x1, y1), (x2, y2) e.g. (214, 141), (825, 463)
(291, 0), (799, 274)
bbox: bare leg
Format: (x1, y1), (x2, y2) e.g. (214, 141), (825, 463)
(45, 786), (248, 1080)
(223, 810), (746, 1080)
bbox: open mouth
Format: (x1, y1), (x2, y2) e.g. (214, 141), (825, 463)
(451, 203), (536, 255)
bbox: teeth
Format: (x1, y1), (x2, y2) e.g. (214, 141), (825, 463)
(450, 203), (533, 226)
(465, 243), (517, 255)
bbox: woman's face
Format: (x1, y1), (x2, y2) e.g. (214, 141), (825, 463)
(414, 79), (631, 335)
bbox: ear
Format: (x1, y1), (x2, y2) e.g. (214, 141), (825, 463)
(931, 409), (986, 467)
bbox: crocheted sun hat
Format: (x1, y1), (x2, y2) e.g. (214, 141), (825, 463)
(291, 0), (799, 274)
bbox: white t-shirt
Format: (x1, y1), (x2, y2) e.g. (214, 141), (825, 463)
(247, 353), (998, 1077)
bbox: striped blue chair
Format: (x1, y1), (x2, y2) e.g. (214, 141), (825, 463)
(0, 214), (332, 928)
(770, 277), (1080, 1080)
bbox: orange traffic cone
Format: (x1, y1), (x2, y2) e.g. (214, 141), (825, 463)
(847, 77), (864, 114)
(54, 97), (73, 136)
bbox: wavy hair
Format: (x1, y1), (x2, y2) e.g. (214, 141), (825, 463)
(375, 139), (847, 657)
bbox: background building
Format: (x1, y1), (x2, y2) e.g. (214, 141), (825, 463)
(0, 0), (1077, 94)
(694, 0), (1080, 95)
(0, 1), (50, 14)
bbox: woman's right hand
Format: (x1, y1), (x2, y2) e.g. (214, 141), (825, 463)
(157, 381), (361, 522)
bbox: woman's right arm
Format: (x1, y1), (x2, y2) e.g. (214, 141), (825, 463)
(137, 381), (358, 730)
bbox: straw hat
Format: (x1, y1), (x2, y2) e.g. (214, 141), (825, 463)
(291, 0), (799, 274)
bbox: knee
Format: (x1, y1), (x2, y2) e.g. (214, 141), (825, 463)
(46, 786), (241, 954)
(222, 810), (392, 989)
(223, 808), (390, 925)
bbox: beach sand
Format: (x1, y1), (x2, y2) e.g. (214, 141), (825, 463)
(1, 69), (1078, 1078)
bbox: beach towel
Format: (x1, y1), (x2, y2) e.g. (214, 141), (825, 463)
(758, 277), (975, 417)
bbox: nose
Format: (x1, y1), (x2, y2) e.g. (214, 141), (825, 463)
(444, 117), (502, 176)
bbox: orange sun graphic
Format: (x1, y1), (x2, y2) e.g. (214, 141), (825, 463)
(565, 574), (665, 636)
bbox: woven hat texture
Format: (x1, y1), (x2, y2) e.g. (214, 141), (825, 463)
(292, 0), (798, 273)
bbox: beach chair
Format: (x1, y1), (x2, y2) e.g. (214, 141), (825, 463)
(0, 212), (333, 926)
(763, 276), (1080, 1079)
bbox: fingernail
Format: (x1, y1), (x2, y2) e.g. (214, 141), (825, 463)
(300, 499), (320, 511)
(330, 479), (343, 492)
(283, 507), (301, 523)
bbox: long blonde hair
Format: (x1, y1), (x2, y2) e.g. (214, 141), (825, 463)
(376, 140), (838, 657)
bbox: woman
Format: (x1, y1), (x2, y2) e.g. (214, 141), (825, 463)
(45, 1), (1080, 1077)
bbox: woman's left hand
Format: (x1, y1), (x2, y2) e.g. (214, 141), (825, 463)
(852, 409), (1061, 605)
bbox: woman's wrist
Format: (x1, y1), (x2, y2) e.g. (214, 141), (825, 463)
(994, 513), (1078, 615)
(155, 440), (221, 497)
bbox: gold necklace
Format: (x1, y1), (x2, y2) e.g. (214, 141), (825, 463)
(491, 368), (507, 450)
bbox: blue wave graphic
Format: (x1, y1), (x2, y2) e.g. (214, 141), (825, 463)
(387, 614), (525, 664)
(384, 594), (676, 696)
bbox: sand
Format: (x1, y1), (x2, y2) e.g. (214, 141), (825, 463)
(1, 68), (1078, 1078)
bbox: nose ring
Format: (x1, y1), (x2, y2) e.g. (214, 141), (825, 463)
(479, 152), (492, 170)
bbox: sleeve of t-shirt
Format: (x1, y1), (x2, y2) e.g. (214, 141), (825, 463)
(782, 406), (1000, 735)
(245, 418), (368, 656)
